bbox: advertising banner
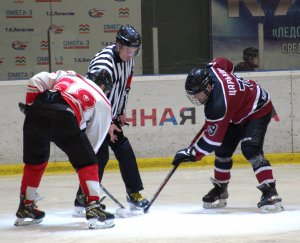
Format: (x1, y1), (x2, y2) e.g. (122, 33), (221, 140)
(0, 0), (142, 81)
(211, 0), (300, 70)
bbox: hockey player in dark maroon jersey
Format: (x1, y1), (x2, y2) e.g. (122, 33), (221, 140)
(172, 57), (284, 213)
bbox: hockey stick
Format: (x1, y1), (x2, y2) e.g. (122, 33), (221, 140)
(100, 183), (126, 209)
(143, 126), (205, 213)
(100, 183), (144, 218)
(143, 164), (179, 214)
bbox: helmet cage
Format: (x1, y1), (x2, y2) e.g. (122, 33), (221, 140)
(186, 87), (210, 105)
(186, 93), (202, 105)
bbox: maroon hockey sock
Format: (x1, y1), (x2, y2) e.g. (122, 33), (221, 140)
(214, 169), (231, 183)
(255, 167), (274, 184)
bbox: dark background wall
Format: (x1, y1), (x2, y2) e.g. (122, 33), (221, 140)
(141, 0), (210, 74)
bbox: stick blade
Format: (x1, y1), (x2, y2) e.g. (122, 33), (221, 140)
(143, 205), (150, 214)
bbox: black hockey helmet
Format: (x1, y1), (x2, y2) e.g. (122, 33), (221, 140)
(185, 68), (211, 95)
(88, 69), (112, 93)
(116, 26), (141, 48)
(243, 47), (258, 62)
(185, 68), (212, 105)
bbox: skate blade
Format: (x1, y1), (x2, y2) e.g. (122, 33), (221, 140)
(88, 218), (115, 229)
(72, 206), (86, 218)
(259, 202), (284, 213)
(203, 199), (227, 209)
(116, 207), (143, 218)
(14, 218), (43, 226)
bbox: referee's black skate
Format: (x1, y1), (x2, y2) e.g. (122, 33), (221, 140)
(257, 182), (284, 213)
(114, 192), (149, 218)
(14, 194), (45, 226)
(127, 192), (149, 210)
(202, 178), (228, 209)
(85, 201), (115, 229)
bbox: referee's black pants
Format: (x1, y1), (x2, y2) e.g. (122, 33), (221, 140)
(96, 123), (144, 194)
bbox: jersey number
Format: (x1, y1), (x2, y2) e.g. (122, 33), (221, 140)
(236, 76), (254, 91)
(54, 77), (96, 111)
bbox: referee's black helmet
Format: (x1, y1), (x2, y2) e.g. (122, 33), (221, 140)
(116, 26), (141, 48)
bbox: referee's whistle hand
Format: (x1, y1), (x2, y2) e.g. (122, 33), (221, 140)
(108, 123), (121, 143)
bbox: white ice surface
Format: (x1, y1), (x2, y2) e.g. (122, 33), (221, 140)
(1, 205), (300, 242)
(0, 205), (300, 242)
(1, 165), (300, 242)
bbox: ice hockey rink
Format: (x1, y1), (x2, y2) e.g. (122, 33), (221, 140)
(1, 164), (300, 243)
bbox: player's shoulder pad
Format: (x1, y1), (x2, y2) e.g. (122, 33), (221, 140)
(205, 80), (226, 120)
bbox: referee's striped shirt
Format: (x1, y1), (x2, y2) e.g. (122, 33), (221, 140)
(87, 44), (134, 119)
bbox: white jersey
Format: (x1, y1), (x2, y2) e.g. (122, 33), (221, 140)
(26, 70), (112, 153)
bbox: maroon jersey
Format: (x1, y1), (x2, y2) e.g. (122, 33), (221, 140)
(194, 58), (272, 158)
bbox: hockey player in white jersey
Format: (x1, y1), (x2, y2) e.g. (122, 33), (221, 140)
(14, 70), (115, 229)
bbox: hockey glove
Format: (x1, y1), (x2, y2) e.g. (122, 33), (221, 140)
(18, 102), (29, 114)
(172, 147), (196, 166)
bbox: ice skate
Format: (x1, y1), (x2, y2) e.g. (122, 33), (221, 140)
(202, 178), (228, 209)
(14, 194), (45, 226)
(257, 182), (284, 213)
(73, 188), (86, 217)
(114, 192), (149, 218)
(127, 192), (149, 210)
(73, 191), (106, 218)
(85, 201), (115, 229)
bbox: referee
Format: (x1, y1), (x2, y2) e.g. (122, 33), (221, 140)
(73, 26), (149, 216)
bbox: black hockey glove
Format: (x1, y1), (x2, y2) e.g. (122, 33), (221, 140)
(172, 147), (196, 166)
(18, 102), (29, 114)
